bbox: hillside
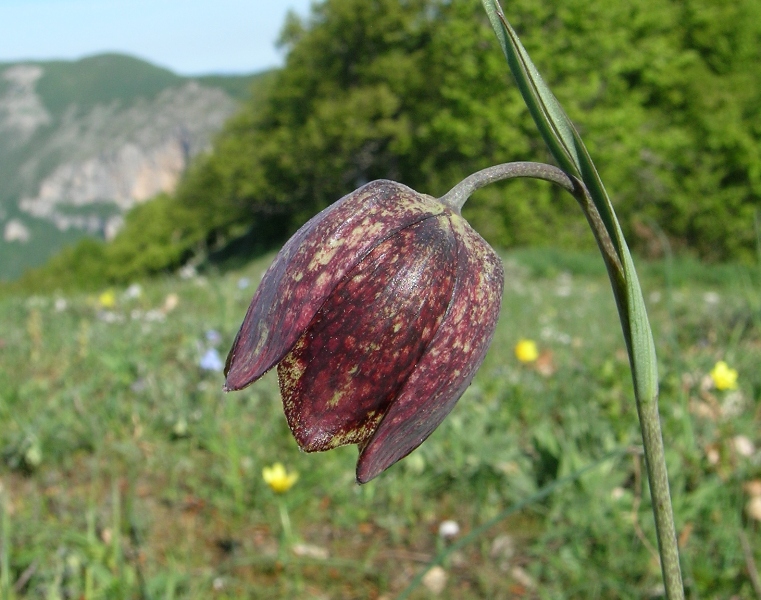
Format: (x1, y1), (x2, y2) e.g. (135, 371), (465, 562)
(0, 53), (264, 281)
(7, 0), (761, 294)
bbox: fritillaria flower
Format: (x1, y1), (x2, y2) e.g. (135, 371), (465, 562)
(225, 178), (504, 483)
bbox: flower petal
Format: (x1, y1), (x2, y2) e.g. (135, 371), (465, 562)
(278, 216), (458, 451)
(356, 214), (504, 483)
(224, 180), (446, 391)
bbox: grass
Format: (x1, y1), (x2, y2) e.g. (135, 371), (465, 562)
(0, 247), (759, 599)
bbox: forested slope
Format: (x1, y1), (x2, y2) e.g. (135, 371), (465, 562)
(15, 0), (761, 291)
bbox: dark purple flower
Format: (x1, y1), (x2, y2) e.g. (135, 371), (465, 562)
(224, 180), (503, 483)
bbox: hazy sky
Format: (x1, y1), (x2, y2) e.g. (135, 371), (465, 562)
(0, 0), (314, 75)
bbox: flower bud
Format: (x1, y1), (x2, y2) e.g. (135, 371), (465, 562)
(225, 179), (503, 483)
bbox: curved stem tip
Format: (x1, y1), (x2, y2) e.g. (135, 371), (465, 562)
(439, 162), (623, 281)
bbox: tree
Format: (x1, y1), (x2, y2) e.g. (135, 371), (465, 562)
(18, 0), (761, 290)
(193, 0), (761, 260)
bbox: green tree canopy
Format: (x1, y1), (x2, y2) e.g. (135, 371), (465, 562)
(201, 0), (761, 261)
(17, 0), (761, 290)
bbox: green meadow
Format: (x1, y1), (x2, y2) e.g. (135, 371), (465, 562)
(2, 1), (760, 597)
(1, 248), (759, 598)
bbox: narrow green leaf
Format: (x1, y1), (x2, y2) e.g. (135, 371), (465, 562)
(481, 0), (658, 406)
(480, 2), (682, 597)
(481, 0), (579, 175)
(571, 132), (658, 403)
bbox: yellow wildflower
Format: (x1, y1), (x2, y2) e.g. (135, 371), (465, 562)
(515, 339), (539, 363)
(263, 462), (298, 493)
(710, 361), (738, 391)
(98, 290), (116, 308)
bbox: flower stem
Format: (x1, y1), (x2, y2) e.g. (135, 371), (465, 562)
(441, 161), (684, 599)
(278, 498), (293, 546)
(440, 161), (568, 212)
(439, 162), (623, 285)
(1, 490), (10, 600)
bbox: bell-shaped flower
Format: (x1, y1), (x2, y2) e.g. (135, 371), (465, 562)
(224, 179), (503, 483)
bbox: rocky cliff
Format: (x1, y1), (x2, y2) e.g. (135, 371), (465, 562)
(0, 54), (257, 280)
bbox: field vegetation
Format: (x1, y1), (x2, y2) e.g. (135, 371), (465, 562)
(1, 248), (760, 598)
(2, 0), (761, 597)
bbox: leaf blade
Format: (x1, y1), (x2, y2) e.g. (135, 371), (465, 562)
(481, 0), (658, 406)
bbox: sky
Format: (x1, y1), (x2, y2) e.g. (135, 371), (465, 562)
(0, 0), (314, 75)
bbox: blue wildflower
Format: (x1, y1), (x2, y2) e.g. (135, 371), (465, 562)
(200, 348), (224, 371)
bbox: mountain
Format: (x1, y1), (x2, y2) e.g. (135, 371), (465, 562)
(0, 53), (263, 281)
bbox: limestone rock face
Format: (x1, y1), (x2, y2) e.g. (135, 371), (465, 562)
(0, 55), (251, 278)
(0, 65), (52, 143)
(13, 80), (235, 229)
(3, 219), (30, 243)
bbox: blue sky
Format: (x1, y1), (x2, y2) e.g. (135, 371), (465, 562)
(0, 0), (314, 75)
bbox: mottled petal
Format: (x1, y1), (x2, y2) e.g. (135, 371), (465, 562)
(356, 213), (504, 483)
(278, 216), (457, 452)
(224, 180), (445, 390)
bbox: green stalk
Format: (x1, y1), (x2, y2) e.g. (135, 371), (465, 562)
(443, 160), (682, 595)
(477, 2), (684, 597)
(439, 162), (623, 283)
(1, 490), (10, 600)
(278, 499), (293, 545)
(277, 498), (293, 565)
(111, 480), (124, 598)
(85, 509), (95, 600)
